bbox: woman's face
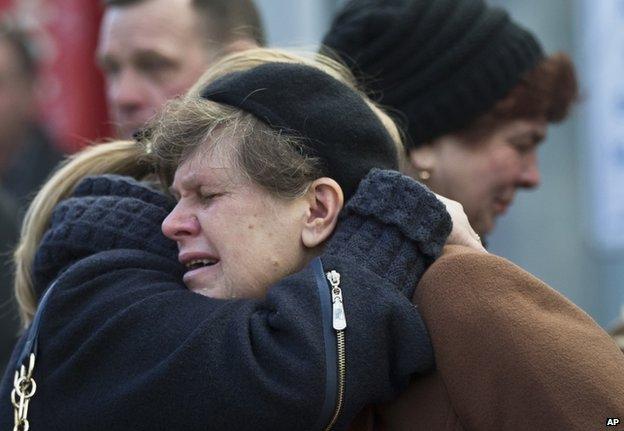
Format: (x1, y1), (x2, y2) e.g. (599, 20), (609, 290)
(162, 139), (313, 299)
(411, 118), (545, 236)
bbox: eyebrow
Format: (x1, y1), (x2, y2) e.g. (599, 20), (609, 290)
(168, 176), (197, 198)
(179, 174), (202, 191)
(134, 50), (177, 65)
(96, 49), (175, 68)
(172, 172), (224, 194)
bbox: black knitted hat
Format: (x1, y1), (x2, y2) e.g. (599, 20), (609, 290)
(322, 0), (544, 149)
(200, 62), (398, 200)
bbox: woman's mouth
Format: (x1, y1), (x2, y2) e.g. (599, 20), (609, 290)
(185, 258), (218, 270)
(493, 199), (511, 215)
(179, 253), (221, 291)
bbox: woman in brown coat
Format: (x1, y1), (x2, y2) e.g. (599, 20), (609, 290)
(350, 246), (624, 430)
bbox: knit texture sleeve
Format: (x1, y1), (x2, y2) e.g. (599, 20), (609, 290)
(326, 168), (452, 297)
(32, 175), (180, 296)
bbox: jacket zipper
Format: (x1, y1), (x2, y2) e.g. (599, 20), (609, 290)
(324, 270), (346, 431)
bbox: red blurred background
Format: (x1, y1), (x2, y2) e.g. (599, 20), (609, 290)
(1, 0), (109, 153)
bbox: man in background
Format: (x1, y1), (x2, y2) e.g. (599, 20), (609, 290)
(0, 21), (62, 208)
(97, 0), (265, 138)
(0, 20), (63, 372)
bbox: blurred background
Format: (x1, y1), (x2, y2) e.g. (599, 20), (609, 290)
(0, 0), (621, 332)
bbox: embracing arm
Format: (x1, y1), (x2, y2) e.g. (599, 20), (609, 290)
(1, 170), (450, 431)
(377, 245), (624, 430)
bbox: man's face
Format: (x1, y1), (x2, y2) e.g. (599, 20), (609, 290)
(411, 118), (546, 236)
(97, 0), (216, 138)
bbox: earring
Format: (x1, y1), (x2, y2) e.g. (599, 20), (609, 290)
(418, 169), (431, 181)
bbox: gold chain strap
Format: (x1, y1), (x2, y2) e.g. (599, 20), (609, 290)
(11, 353), (37, 431)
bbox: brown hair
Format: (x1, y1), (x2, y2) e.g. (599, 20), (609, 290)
(459, 52), (578, 140)
(147, 48), (403, 199)
(148, 101), (325, 199)
(104, 0), (265, 46)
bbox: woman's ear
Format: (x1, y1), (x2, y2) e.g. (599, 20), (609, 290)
(407, 141), (442, 183)
(408, 144), (436, 172)
(301, 178), (344, 249)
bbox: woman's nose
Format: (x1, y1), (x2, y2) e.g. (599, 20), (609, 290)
(518, 154), (541, 189)
(162, 204), (200, 240)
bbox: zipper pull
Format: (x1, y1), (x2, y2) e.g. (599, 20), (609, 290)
(326, 270), (347, 330)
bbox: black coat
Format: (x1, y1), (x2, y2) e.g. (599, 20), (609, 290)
(1, 171), (450, 430)
(0, 124), (62, 372)
(0, 187), (19, 374)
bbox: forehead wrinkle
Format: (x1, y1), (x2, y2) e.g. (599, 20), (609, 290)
(178, 163), (229, 189)
(175, 150), (235, 193)
(170, 121), (247, 194)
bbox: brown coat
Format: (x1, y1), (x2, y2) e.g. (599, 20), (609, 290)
(350, 246), (624, 431)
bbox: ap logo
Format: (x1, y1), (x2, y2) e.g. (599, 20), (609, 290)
(607, 418), (620, 426)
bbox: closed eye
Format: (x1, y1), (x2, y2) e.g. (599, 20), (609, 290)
(198, 190), (223, 205)
(513, 142), (535, 155)
(136, 55), (175, 74)
(97, 56), (120, 77)
(509, 137), (539, 155)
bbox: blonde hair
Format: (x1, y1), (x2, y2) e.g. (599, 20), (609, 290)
(14, 140), (152, 327)
(148, 48), (405, 191)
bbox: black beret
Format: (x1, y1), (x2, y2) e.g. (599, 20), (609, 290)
(200, 62), (398, 199)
